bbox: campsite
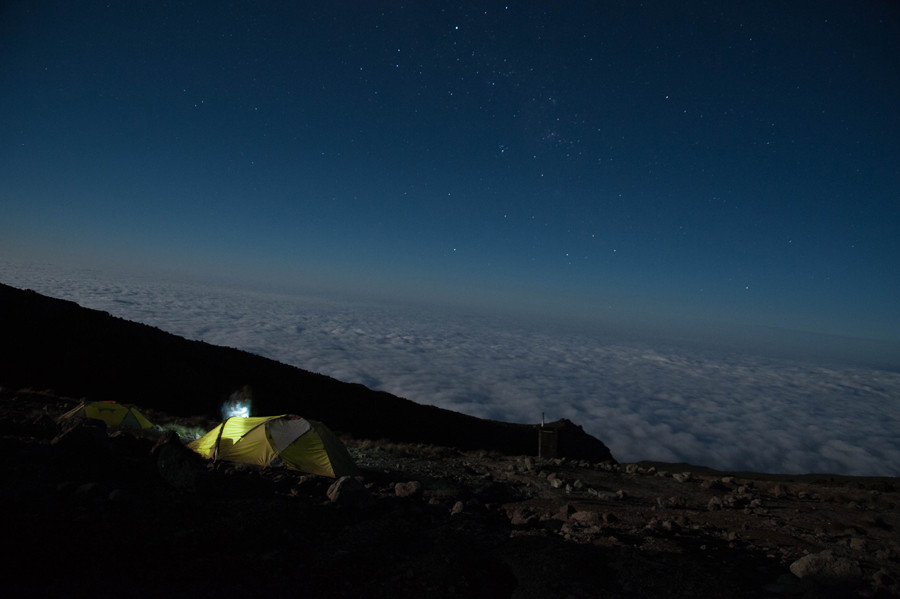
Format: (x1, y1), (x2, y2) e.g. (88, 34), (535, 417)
(2, 283), (900, 597)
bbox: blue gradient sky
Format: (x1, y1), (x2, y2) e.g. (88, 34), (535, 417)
(2, 2), (899, 346)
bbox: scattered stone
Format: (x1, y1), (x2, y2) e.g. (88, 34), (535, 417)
(506, 505), (537, 525)
(570, 510), (603, 526)
(107, 487), (131, 507)
(152, 431), (207, 492)
(394, 481), (423, 498)
(672, 472), (692, 483)
(722, 493), (741, 508)
(701, 478), (726, 490)
(74, 482), (105, 504)
(667, 495), (686, 508)
(789, 550), (862, 583)
(327, 476), (371, 508)
(449, 501), (465, 515)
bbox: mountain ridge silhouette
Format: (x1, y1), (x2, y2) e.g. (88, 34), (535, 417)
(0, 281), (614, 462)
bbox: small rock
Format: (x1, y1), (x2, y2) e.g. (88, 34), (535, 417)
(672, 472), (692, 483)
(667, 495), (686, 507)
(107, 488), (131, 506)
(327, 476), (371, 508)
(449, 501), (465, 515)
(507, 505), (537, 525)
(75, 482), (105, 504)
(570, 511), (603, 526)
(394, 481), (423, 498)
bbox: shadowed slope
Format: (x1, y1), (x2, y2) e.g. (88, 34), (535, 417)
(0, 282), (614, 462)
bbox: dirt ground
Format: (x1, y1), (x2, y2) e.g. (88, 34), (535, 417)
(2, 388), (898, 598)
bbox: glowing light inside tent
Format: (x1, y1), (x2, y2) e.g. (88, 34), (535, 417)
(221, 386), (254, 419)
(221, 398), (251, 419)
(227, 403), (250, 418)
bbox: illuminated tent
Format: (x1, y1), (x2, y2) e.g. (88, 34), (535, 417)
(60, 401), (154, 429)
(188, 415), (358, 478)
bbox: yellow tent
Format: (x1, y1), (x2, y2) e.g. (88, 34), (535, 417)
(188, 415), (358, 478)
(60, 401), (154, 429)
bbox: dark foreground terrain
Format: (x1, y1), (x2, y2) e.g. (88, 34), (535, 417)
(2, 388), (898, 599)
(2, 282), (899, 597)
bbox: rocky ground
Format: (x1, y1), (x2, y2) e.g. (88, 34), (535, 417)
(2, 387), (899, 598)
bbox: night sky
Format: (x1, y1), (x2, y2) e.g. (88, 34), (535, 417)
(2, 3), (899, 342)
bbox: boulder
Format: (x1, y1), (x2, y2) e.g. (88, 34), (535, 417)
(152, 431), (207, 492)
(789, 550), (862, 583)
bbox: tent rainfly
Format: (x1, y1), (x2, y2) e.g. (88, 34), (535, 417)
(188, 415), (358, 478)
(60, 401), (155, 429)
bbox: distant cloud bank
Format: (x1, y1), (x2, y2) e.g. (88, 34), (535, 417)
(4, 261), (899, 477)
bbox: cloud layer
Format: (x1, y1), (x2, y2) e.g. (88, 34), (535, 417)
(4, 261), (899, 476)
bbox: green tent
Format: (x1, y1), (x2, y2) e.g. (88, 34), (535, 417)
(188, 414), (358, 478)
(60, 401), (154, 429)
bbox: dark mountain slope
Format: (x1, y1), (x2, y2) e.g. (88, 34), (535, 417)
(0, 282), (614, 461)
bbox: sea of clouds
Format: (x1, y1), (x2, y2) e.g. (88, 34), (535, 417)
(3, 261), (899, 477)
